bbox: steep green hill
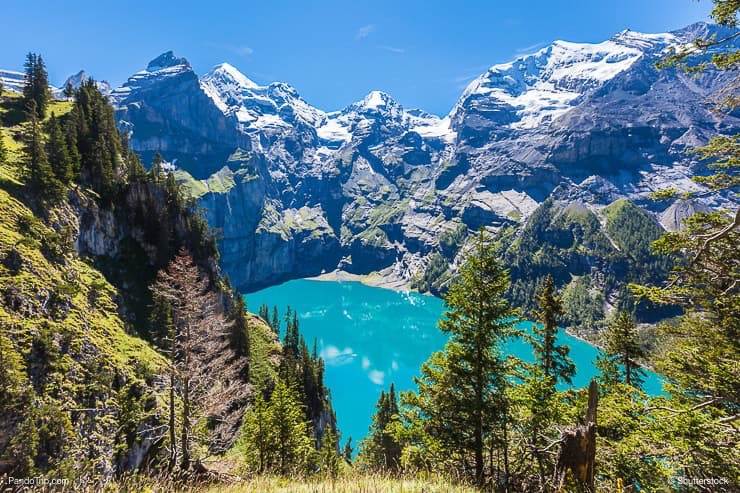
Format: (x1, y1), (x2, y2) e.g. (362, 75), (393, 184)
(0, 93), (168, 479)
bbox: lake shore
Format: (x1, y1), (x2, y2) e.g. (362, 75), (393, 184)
(307, 268), (414, 292)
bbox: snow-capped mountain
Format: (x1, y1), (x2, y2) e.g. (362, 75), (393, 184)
(0, 68), (63, 98)
(201, 62), (323, 131)
(95, 23), (737, 293)
(452, 30), (678, 129)
(0, 69), (26, 94)
(61, 70), (112, 96)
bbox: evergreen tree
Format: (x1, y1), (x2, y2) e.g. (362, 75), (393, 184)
(269, 379), (313, 475)
(521, 274), (575, 486)
(342, 437), (353, 465)
(271, 306), (280, 334)
(404, 230), (521, 487)
(601, 311), (646, 388)
(238, 393), (274, 473)
(319, 425), (340, 477)
(45, 114), (72, 184)
(531, 274), (575, 385)
(22, 53), (51, 119)
(23, 102), (64, 202)
(63, 81), (75, 100)
(359, 383), (402, 471)
(238, 379), (314, 475)
(258, 303), (270, 326)
(67, 79), (120, 200)
(149, 151), (164, 183)
(229, 293), (251, 377)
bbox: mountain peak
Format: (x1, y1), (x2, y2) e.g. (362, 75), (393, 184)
(362, 90), (394, 108)
(146, 51), (191, 72)
(208, 63), (260, 89)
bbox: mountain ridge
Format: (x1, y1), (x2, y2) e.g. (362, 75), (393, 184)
(5, 22), (733, 325)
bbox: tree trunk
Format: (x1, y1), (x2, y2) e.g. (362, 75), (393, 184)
(169, 372), (177, 470)
(181, 375), (190, 470)
(554, 379), (597, 491)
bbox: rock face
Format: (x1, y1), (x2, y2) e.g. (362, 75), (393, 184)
(109, 23), (739, 293)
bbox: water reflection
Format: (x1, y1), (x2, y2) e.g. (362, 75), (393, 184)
(246, 280), (663, 444)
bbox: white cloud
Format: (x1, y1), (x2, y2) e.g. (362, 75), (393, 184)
(368, 370), (385, 385)
(355, 24), (375, 40)
(381, 45), (405, 53)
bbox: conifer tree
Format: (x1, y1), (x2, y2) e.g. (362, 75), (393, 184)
(151, 249), (248, 470)
(269, 379), (313, 475)
(229, 293), (251, 378)
(601, 311), (646, 388)
(342, 437), (353, 465)
(319, 425), (340, 477)
(67, 79), (120, 200)
(63, 81), (75, 100)
(238, 393), (274, 473)
(23, 53), (51, 119)
(24, 101), (64, 202)
(359, 383), (402, 471)
(149, 151), (164, 182)
(522, 274), (575, 485)
(404, 230), (521, 487)
(271, 306), (280, 334)
(258, 303), (270, 326)
(531, 275), (575, 385)
(45, 114), (72, 184)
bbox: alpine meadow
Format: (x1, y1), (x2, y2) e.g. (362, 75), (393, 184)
(0, 1), (737, 491)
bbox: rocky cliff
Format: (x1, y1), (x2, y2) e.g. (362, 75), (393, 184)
(110, 23), (738, 311)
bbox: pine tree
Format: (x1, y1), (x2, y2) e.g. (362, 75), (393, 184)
(258, 303), (270, 326)
(45, 114), (72, 184)
(229, 293), (251, 379)
(269, 379), (313, 475)
(319, 425), (340, 477)
(149, 151), (164, 183)
(601, 311), (646, 388)
(404, 230), (521, 486)
(522, 274), (575, 486)
(151, 249), (249, 470)
(67, 79), (120, 200)
(237, 393), (274, 473)
(22, 53), (51, 119)
(342, 437), (353, 464)
(63, 81), (75, 100)
(271, 306), (280, 334)
(531, 275), (575, 385)
(24, 101), (64, 202)
(359, 383), (402, 471)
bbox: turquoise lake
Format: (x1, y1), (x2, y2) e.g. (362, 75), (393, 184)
(246, 279), (663, 446)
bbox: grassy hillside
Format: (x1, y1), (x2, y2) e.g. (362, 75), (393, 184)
(0, 94), (169, 478)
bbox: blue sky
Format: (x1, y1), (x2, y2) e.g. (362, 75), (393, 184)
(0, 0), (713, 115)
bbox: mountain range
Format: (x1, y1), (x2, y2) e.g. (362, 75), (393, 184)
(3, 22), (737, 314)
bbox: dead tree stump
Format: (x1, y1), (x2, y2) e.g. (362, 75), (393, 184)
(554, 379), (598, 492)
